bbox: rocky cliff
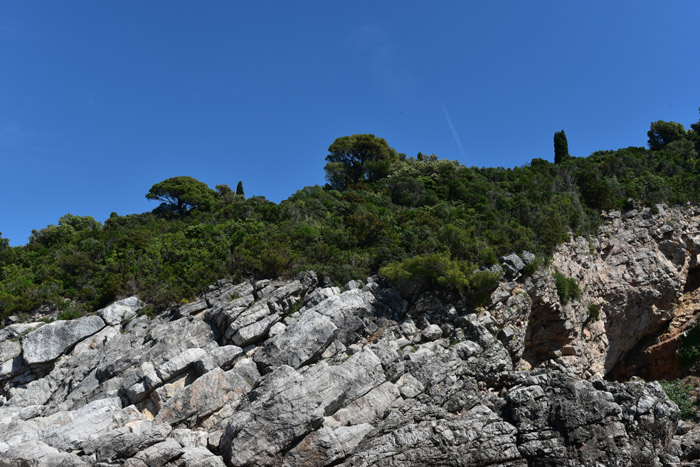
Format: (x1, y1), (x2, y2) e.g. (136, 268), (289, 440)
(2, 205), (700, 466)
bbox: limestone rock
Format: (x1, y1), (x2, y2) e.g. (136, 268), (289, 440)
(98, 296), (143, 326)
(22, 315), (106, 365)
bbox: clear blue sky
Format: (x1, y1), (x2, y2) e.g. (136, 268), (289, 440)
(2, 1), (700, 246)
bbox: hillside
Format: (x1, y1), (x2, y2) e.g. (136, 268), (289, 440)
(1, 112), (699, 321)
(2, 112), (700, 464)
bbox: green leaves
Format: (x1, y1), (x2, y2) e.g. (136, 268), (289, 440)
(324, 134), (399, 190)
(554, 130), (570, 164)
(379, 252), (501, 306)
(554, 270), (581, 305)
(648, 120), (688, 151)
(146, 176), (217, 215)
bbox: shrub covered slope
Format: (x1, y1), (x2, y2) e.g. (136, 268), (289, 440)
(1, 111), (700, 319)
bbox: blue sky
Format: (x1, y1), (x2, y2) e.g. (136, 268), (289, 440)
(2, 1), (700, 245)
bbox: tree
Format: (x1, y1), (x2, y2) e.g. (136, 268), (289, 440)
(0, 232), (8, 252)
(324, 134), (399, 190)
(647, 120), (687, 150)
(236, 181), (245, 198)
(554, 130), (570, 164)
(690, 107), (700, 152)
(146, 176), (216, 215)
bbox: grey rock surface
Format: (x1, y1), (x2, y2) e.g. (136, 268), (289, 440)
(98, 296), (143, 326)
(22, 315), (106, 365)
(0, 231), (693, 467)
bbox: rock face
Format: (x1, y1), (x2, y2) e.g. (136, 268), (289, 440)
(2, 206), (699, 466)
(22, 315), (106, 365)
(482, 205), (700, 380)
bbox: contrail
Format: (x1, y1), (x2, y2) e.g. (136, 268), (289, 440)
(441, 101), (467, 160)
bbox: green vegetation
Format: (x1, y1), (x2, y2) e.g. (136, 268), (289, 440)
(1, 109), (700, 320)
(379, 252), (501, 306)
(146, 176), (218, 215)
(678, 324), (700, 369)
(324, 134), (401, 190)
(554, 130), (570, 164)
(587, 303), (600, 321)
(554, 271), (581, 306)
(660, 379), (698, 419)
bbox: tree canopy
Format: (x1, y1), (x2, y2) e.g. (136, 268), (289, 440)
(3, 109), (700, 320)
(146, 176), (217, 215)
(648, 120), (688, 150)
(324, 134), (399, 190)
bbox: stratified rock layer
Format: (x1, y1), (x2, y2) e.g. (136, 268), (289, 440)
(2, 204), (699, 466)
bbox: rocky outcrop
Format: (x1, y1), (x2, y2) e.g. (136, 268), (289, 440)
(0, 260), (687, 466)
(484, 205), (700, 382)
(9, 203), (700, 467)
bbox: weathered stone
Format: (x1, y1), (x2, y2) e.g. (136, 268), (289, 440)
(22, 315), (106, 365)
(194, 345), (243, 374)
(421, 323), (442, 341)
(156, 360), (259, 426)
(98, 296), (143, 326)
(180, 447), (226, 467)
(254, 311), (337, 370)
(133, 438), (182, 466)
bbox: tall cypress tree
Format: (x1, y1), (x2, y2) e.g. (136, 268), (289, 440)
(236, 181), (245, 198)
(554, 130), (570, 164)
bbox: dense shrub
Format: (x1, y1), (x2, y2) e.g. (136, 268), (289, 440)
(660, 379), (698, 419)
(2, 111), (700, 319)
(554, 271), (581, 305)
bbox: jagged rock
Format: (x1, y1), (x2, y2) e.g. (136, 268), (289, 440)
(180, 447), (226, 467)
(194, 345), (243, 374)
(501, 253), (526, 278)
(98, 296), (143, 326)
(132, 438), (183, 466)
(0, 440), (89, 466)
(22, 315), (106, 365)
(284, 424), (374, 466)
(178, 299), (208, 317)
(0, 262), (691, 466)
(171, 428), (208, 448)
(155, 359), (259, 426)
(342, 403), (525, 466)
(421, 323), (442, 341)
(254, 310), (338, 370)
(503, 371), (679, 465)
(221, 349), (385, 466)
(231, 313), (279, 347)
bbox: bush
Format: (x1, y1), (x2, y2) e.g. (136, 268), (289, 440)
(57, 309), (85, 320)
(587, 303), (600, 321)
(379, 252), (501, 305)
(554, 271), (581, 305)
(678, 324), (700, 369)
(660, 379), (697, 419)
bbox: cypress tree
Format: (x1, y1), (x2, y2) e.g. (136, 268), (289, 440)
(554, 130), (570, 164)
(236, 181), (245, 198)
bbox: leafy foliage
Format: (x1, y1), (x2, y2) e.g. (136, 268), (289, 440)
(324, 134), (400, 190)
(678, 324), (700, 369)
(554, 271), (581, 305)
(2, 110), (700, 320)
(379, 252), (501, 305)
(146, 176), (217, 215)
(554, 130), (570, 164)
(648, 120), (688, 151)
(660, 379), (698, 419)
